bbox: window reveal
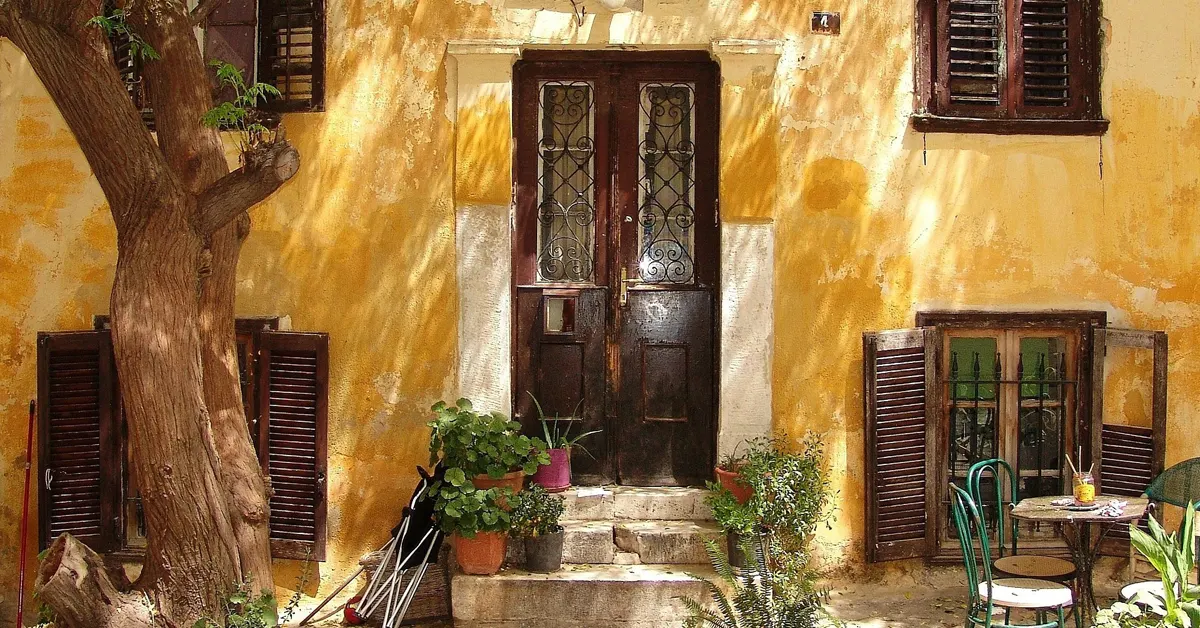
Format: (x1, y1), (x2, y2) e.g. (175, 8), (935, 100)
(537, 81), (597, 284)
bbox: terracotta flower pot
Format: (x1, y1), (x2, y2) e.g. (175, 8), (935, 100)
(524, 530), (565, 573)
(531, 448), (571, 493)
(454, 531), (508, 575)
(472, 470), (525, 494)
(715, 466), (753, 504)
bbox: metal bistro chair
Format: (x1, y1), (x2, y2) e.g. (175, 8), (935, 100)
(1125, 457), (1200, 590)
(952, 484), (1076, 628)
(967, 459), (1077, 583)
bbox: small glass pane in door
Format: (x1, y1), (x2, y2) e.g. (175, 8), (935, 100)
(1017, 337), (1069, 500)
(537, 81), (596, 283)
(637, 83), (696, 284)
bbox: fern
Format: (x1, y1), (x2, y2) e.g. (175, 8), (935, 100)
(202, 60), (283, 156)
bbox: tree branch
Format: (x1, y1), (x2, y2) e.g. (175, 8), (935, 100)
(194, 141), (300, 236)
(36, 535), (158, 628)
(190, 0), (225, 26)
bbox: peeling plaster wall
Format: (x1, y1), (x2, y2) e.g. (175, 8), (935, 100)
(3, 0), (1200, 616)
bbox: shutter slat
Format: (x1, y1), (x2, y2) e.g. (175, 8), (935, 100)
(946, 0), (1002, 107)
(1019, 0), (1073, 110)
(258, 0), (325, 111)
(865, 330), (934, 563)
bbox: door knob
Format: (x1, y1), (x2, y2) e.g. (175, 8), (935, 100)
(620, 267), (642, 308)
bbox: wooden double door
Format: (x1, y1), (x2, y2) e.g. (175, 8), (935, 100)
(512, 53), (719, 486)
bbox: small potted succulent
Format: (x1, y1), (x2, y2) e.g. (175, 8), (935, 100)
(527, 393), (601, 493)
(714, 447), (752, 504)
(427, 399), (550, 574)
(510, 484), (566, 573)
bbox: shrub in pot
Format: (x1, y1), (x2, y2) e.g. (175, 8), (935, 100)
(527, 393), (601, 493)
(714, 448), (752, 504)
(428, 398), (550, 493)
(427, 473), (511, 575)
(510, 484), (567, 573)
(703, 483), (757, 568)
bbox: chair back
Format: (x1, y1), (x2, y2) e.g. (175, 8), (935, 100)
(967, 458), (1019, 557)
(1146, 457), (1200, 509)
(951, 482), (998, 620)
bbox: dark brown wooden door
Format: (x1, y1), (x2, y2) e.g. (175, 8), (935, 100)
(513, 53), (718, 487)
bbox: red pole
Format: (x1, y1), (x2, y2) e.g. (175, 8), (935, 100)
(16, 400), (35, 628)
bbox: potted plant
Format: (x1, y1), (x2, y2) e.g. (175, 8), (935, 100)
(428, 398), (550, 494)
(1094, 503), (1199, 628)
(427, 398), (550, 574)
(714, 447), (752, 504)
(527, 393), (601, 493)
(510, 484), (567, 573)
(703, 483), (757, 568)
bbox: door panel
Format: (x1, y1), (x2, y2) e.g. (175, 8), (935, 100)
(513, 53), (718, 487)
(616, 291), (714, 485)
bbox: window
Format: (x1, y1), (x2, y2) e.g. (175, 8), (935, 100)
(912, 0), (1107, 135)
(863, 312), (1167, 563)
(104, 0), (326, 118)
(36, 319), (329, 561)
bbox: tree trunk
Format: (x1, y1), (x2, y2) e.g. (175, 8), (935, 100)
(0, 0), (297, 624)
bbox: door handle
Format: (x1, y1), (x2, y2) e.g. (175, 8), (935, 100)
(620, 267), (642, 308)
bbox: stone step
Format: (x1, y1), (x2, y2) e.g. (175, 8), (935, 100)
(561, 486), (713, 521)
(614, 520), (723, 564)
(452, 563), (716, 627)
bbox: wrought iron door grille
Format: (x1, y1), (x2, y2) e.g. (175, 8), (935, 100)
(637, 83), (696, 284)
(536, 81), (597, 283)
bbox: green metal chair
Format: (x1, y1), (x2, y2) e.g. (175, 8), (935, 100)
(951, 483), (1076, 628)
(1128, 457), (1200, 582)
(966, 459), (1077, 583)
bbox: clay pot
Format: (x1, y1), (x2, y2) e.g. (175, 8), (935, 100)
(524, 530), (565, 573)
(715, 466), (753, 504)
(454, 531), (508, 575)
(531, 448), (572, 493)
(472, 470), (525, 494)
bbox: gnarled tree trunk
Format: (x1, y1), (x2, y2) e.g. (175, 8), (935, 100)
(0, 0), (299, 624)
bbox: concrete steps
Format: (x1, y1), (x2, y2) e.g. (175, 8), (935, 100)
(452, 563), (716, 627)
(456, 486), (723, 626)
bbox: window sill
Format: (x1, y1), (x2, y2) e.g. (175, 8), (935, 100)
(911, 114), (1109, 137)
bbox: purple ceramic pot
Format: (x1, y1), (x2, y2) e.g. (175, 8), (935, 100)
(532, 448), (571, 493)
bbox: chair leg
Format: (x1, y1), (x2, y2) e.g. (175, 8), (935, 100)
(1058, 606), (1066, 628)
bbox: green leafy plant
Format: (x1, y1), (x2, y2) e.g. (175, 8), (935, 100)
(678, 536), (830, 628)
(717, 450), (747, 473)
(510, 484), (566, 538)
(528, 392), (601, 456)
(1095, 503), (1200, 628)
(428, 398), (549, 478)
(192, 584), (279, 628)
(426, 478), (512, 538)
(739, 435), (835, 546)
(86, 8), (160, 62)
(704, 483), (756, 537)
(201, 60), (282, 153)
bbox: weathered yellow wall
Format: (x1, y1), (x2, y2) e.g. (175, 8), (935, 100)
(2, 0), (1200, 618)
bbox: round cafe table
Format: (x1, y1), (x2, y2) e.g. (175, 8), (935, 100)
(1011, 495), (1149, 628)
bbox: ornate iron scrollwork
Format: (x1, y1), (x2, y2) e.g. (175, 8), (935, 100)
(637, 83), (696, 284)
(537, 81), (596, 283)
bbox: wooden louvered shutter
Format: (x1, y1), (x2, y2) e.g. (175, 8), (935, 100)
(258, 331), (328, 561)
(258, 0), (326, 112)
(1091, 328), (1168, 555)
(864, 328), (939, 562)
(937, 0), (1006, 117)
(204, 0), (259, 81)
(37, 331), (119, 552)
(1014, 0), (1088, 117)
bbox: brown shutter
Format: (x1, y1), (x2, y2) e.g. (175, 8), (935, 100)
(37, 331), (120, 552)
(258, 0), (326, 112)
(1014, 0), (1087, 117)
(204, 0), (259, 80)
(864, 328), (939, 562)
(937, 0), (1006, 117)
(258, 331), (328, 561)
(1090, 328), (1168, 555)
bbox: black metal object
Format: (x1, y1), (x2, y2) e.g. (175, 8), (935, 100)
(637, 83), (696, 284)
(537, 81), (597, 283)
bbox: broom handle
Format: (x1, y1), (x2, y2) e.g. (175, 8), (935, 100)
(16, 400), (35, 628)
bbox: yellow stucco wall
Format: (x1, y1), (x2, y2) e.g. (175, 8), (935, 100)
(2, 0), (1199, 618)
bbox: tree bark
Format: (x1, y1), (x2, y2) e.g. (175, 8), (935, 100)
(1, 0), (296, 623)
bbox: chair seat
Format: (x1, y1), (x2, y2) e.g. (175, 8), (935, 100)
(1119, 580), (1166, 603)
(994, 554), (1077, 580)
(979, 578), (1074, 609)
